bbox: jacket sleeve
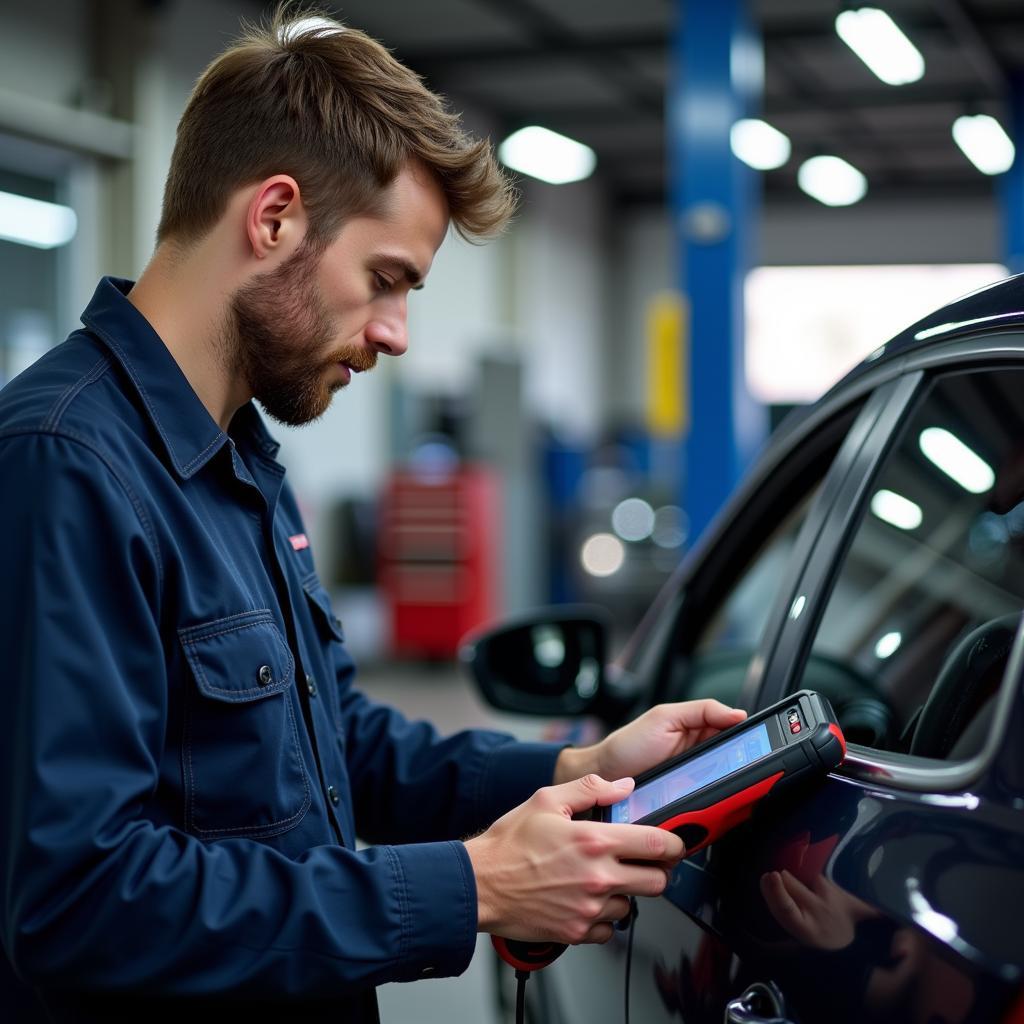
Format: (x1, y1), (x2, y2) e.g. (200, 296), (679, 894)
(0, 432), (475, 997)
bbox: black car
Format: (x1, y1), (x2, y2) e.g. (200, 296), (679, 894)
(465, 273), (1024, 1024)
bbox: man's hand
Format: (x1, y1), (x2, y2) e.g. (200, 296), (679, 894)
(553, 699), (748, 786)
(464, 774), (683, 945)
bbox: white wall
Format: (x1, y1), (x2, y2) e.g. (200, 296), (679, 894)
(512, 176), (608, 440)
(614, 195), (1002, 424)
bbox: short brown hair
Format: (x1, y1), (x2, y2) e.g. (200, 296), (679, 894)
(157, 5), (516, 247)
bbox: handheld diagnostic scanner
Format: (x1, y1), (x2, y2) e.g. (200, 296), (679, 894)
(599, 689), (846, 852)
(492, 691), (845, 982)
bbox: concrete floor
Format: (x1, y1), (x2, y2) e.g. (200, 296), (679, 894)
(357, 660), (557, 1024)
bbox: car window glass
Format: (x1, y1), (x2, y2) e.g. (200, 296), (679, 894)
(794, 368), (1024, 759)
(666, 486), (821, 708)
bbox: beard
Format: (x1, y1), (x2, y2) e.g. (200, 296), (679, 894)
(226, 241), (377, 427)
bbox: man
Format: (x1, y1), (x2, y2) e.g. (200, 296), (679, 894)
(0, 10), (745, 1020)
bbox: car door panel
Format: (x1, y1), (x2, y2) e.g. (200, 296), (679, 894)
(520, 349), (1024, 1024)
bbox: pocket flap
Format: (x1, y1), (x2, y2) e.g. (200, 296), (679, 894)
(301, 575), (345, 642)
(179, 611), (295, 703)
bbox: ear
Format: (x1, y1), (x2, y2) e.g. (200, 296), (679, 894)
(245, 175), (308, 261)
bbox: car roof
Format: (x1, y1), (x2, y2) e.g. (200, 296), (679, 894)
(840, 270), (1024, 390)
(766, 271), (1024, 461)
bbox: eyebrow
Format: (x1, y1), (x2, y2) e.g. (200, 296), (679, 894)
(374, 254), (425, 291)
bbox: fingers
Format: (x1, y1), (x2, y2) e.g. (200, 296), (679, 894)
(760, 870), (804, 930)
(668, 699), (747, 733)
(603, 822), (684, 863)
(610, 863), (674, 899)
(580, 922), (615, 944)
(601, 895), (632, 923)
(547, 773), (635, 815)
(578, 896), (633, 943)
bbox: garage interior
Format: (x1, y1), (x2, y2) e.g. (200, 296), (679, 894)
(2, 1), (1024, 1020)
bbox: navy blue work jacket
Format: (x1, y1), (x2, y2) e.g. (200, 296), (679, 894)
(0, 278), (561, 1020)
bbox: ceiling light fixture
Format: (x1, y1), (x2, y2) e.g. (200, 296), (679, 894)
(0, 190), (77, 249)
(919, 427), (995, 494)
(498, 126), (596, 185)
(835, 7), (925, 86)
(797, 155), (867, 206)
(871, 489), (923, 530)
(952, 114), (1016, 175)
(731, 119), (792, 170)
(874, 631), (903, 659)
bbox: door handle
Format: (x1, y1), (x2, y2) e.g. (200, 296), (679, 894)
(724, 981), (796, 1024)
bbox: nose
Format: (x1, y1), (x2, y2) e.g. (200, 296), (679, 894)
(365, 303), (408, 357)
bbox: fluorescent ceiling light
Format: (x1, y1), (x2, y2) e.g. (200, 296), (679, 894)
(952, 114), (1015, 175)
(498, 126), (596, 185)
(731, 119), (791, 171)
(0, 190), (77, 249)
(874, 631), (902, 659)
(797, 155), (867, 206)
(835, 8), (925, 86)
(871, 489), (923, 530)
(919, 427), (995, 493)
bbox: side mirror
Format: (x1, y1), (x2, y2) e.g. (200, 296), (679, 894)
(460, 606), (610, 716)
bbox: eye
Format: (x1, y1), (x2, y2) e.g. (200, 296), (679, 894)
(373, 271), (394, 294)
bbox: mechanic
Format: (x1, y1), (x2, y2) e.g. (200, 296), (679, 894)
(0, 9), (746, 1020)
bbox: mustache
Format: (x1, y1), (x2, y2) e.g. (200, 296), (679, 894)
(331, 347), (378, 373)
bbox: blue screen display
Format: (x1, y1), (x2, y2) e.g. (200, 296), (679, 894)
(609, 722), (773, 824)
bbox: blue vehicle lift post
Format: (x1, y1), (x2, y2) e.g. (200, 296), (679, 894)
(672, 0), (768, 543)
(1001, 75), (1024, 275)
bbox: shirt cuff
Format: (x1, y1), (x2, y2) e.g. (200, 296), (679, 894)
(475, 741), (566, 822)
(386, 840), (478, 982)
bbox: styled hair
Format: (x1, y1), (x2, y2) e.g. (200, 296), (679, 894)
(157, 5), (516, 248)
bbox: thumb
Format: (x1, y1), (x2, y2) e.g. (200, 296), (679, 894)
(554, 773), (634, 815)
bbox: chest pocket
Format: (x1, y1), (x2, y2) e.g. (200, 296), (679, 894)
(179, 610), (310, 839)
(301, 573), (345, 643)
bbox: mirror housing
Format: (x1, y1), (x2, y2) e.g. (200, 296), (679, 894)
(460, 606), (611, 717)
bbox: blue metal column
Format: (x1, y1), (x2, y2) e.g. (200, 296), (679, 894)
(672, 0), (768, 543)
(1001, 76), (1024, 275)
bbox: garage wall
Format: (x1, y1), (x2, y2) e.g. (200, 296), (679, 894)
(612, 196), (1001, 424)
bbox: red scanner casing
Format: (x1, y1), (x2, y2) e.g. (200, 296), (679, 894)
(601, 689), (846, 854)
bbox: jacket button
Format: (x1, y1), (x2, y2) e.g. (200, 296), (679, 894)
(257, 664), (273, 686)
(328, 785), (339, 806)
(306, 674), (317, 697)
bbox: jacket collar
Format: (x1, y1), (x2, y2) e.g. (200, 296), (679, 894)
(80, 277), (279, 478)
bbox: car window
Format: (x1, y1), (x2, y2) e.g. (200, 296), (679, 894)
(793, 367), (1024, 759)
(663, 399), (854, 710)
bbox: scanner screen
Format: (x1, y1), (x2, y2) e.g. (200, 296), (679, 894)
(609, 722), (773, 824)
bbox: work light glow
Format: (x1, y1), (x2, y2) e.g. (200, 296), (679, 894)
(919, 428), (995, 494)
(797, 155), (867, 207)
(612, 498), (656, 542)
(0, 190), (77, 249)
(731, 119), (792, 171)
(580, 533), (625, 577)
(871, 490), (922, 531)
(499, 126), (596, 185)
(835, 8), (925, 86)
(952, 115), (1016, 176)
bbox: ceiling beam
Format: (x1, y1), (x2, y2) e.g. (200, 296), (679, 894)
(931, 0), (1008, 94)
